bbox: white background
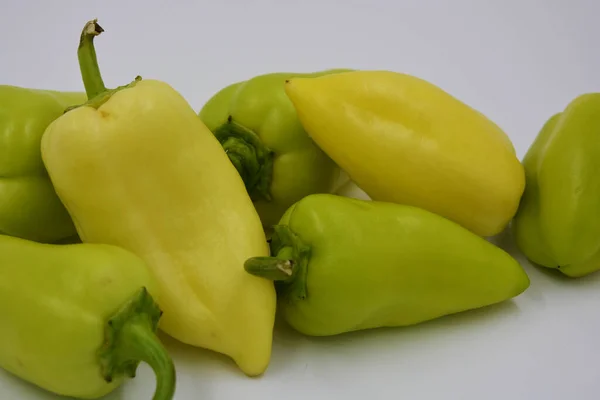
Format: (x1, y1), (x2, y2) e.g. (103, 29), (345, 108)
(1, 1), (599, 399)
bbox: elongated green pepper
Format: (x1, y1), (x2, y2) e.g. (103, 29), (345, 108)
(512, 93), (600, 277)
(198, 69), (349, 228)
(0, 86), (85, 243)
(246, 194), (530, 336)
(0, 235), (176, 399)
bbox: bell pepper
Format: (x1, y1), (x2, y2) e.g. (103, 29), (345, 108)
(245, 194), (530, 336)
(0, 85), (85, 243)
(283, 70), (526, 237)
(0, 234), (175, 399)
(512, 93), (600, 278)
(40, 19), (276, 377)
(198, 69), (350, 228)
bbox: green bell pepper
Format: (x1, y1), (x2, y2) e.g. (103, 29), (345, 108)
(245, 194), (530, 336)
(512, 93), (600, 277)
(0, 234), (176, 399)
(198, 69), (350, 228)
(0, 85), (85, 243)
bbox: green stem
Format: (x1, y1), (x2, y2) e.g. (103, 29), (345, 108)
(117, 317), (176, 400)
(244, 225), (311, 301)
(221, 136), (258, 184)
(78, 19), (107, 99)
(244, 248), (296, 282)
(214, 116), (275, 202)
(99, 288), (176, 400)
(66, 19), (142, 114)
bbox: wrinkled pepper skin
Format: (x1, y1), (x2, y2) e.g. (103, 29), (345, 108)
(0, 86), (85, 242)
(284, 70), (526, 237)
(0, 235), (176, 399)
(198, 69), (350, 228)
(41, 20), (276, 377)
(245, 194), (530, 336)
(512, 93), (600, 277)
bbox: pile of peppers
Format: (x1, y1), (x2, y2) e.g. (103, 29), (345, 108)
(0, 17), (597, 400)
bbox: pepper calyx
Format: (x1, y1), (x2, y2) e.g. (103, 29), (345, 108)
(244, 225), (310, 301)
(213, 117), (275, 202)
(98, 287), (176, 400)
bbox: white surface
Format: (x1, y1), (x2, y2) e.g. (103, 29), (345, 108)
(1, 1), (600, 399)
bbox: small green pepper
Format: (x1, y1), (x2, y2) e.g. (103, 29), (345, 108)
(198, 69), (350, 228)
(245, 194), (530, 336)
(0, 85), (86, 243)
(512, 93), (600, 277)
(0, 234), (176, 399)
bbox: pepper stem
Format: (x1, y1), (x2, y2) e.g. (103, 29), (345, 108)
(214, 117), (275, 202)
(67, 19), (142, 113)
(245, 248), (296, 282)
(98, 288), (176, 400)
(78, 19), (107, 99)
(115, 316), (176, 400)
(245, 225), (311, 301)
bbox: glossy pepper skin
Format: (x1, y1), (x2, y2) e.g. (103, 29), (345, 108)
(0, 234), (176, 399)
(0, 86), (85, 242)
(41, 20), (276, 376)
(284, 70), (526, 237)
(198, 69), (349, 228)
(512, 93), (600, 278)
(245, 194), (530, 336)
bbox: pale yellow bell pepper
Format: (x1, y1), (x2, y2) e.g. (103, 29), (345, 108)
(284, 70), (525, 237)
(40, 19), (276, 377)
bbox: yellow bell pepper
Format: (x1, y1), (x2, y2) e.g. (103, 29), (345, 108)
(40, 19), (276, 377)
(284, 70), (526, 237)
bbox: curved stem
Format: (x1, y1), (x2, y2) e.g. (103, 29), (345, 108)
(78, 19), (107, 99)
(117, 317), (176, 400)
(66, 19), (142, 114)
(98, 288), (176, 400)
